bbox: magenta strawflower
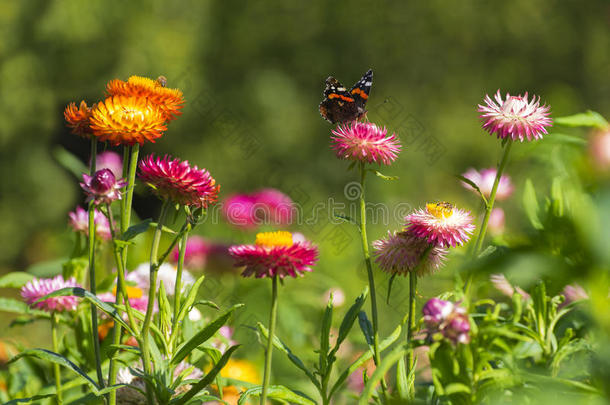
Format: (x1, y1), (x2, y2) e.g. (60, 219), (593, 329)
(170, 235), (211, 269)
(254, 188), (295, 225)
(138, 154), (219, 208)
(80, 168), (126, 205)
(228, 231), (318, 278)
(373, 231), (448, 276)
(478, 90), (552, 142)
(422, 298), (470, 345)
(405, 202), (475, 248)
(21, 275), (81, 312)
(95, 150), (123, 179)
(68, 206), (112, 240)
(461, 168), (514, 201)
(331, 121), (401, 165)
(223, 188), (295, 229)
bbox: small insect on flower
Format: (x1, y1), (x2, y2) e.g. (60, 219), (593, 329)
(228, 231), (318, 279)
(21, 275), (82, 313)
(478, 90), (552, 142)
(405, 202), (475, 248)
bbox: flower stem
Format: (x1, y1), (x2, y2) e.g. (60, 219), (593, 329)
(172, 225), (191, 337)
(358, 162), (388, 403)
(261, 275), (279, 405)
(51, 312), (63, 405)
(473, 141), (513, 256)
(406, 272), (418, 398)
(108, 144), (140, 405)
(141, 200), (171, 404)
(86, 139), (105, 390)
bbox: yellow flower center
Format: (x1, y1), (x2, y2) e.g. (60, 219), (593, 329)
(112, 285), (143, 299)
(255, 231), (293, 248)
(426, 202), (454, 219)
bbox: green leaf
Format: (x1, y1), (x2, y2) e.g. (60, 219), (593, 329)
(456, 175), (488, 205)
(319, 296), (333, 373)
(150, 222), (177, 234)
(386, 273), (398, 304)
(172, 304), (242, 366)
(0, 297), (49, 318)
(10, 348), (99, 391)
(332, 287), (368, 355)
(172, 345), (240, 405)
(3, 394), (57, 404)
(36, 287), (135, 335)
(358, 311), (374, 347)
(523, 179), (544, 230)
(256, 322), (320, 390)
(554, 111), (609, 129)
(395, 357), (409, 400)
(120, 219), (152, 241)
(0, 272), (34, 288)
(158, 282), (173, 339)
(192, 300), (219, 310)
(444, 382), (471, 395)
(52, 146), (88, 178)
(373, 170), (399, 181)
(358, 344), (409, 405)
(333, 213), (357, 225)
(545, 133), (587, 146)
(237, 385), (317, 405)
(176, 276), (206, 325)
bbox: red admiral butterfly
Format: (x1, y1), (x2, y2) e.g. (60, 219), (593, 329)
(319, 69), (373, 124)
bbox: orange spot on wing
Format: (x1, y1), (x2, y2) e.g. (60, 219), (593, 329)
(351, 88), (368, 99)
(328, 94), (355, 102)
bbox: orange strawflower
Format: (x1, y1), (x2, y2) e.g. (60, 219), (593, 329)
(106, 75), (184, 121)
(89, 96), (167, 145)
(64, 100), (93, 137)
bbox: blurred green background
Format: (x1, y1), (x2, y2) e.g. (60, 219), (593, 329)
(1, 0), (610, 399)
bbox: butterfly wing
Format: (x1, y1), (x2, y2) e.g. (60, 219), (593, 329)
(319, 76), (359, 123)
(349, 69), (373, 108)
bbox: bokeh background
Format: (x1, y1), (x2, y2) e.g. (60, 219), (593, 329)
(1, 0), (610, 401)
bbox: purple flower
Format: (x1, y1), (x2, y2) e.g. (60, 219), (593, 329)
(21, 275), (81, 312)
(80, 168), (126, 205)
(422, 298), (471, 345)
(95, 150), (123, 178)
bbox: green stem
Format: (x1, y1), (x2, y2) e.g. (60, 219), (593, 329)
(406, 273), (418, 398)
(358, 162), (389, 403)
(51, 312), (63, 405)
(261, 275), (279, 405)
(141, 200), (171, 405)
(87, 139), (105, 390)
(172, 226), (191, 340)
(109, 144), (140, 405)
(473, 141), (513, 255)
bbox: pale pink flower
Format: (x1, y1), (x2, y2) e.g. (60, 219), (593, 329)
(405, 203), (475, 248)
(589, 130), (610, 170)
(461, 168), (514, 201)
(331, 121), (401, 165)
(68, 206), (112, 240)
(488, 208), (505, 235)
(478, 90), (552, 142)
(21, 275), (81, 312)
(126, 263), (195, 295)
(373, 231), (448, 276)
(95, 150), (123, 179)
(490, 274), (530, 300)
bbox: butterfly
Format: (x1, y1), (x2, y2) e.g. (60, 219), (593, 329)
(319, 69), (373, 124)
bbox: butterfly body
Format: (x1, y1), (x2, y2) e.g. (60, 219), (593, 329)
(319, 69), (373, 124)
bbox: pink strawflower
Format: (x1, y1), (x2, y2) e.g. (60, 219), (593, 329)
(94, 150), (123, 179)
(97, 291), (152, 314)
(589, 129), (610, 170)
(488, 208), (505, 235)
(126, 263), (194, 296)
(21, 275), (81, 312)
(422, 298), (470, 345)
(222, 188), (295, 229)
(562, 283), (588, 305)
(171, 235), (212, 269)
(80, 168), (126, 205)
(373, 230), (448, 276)
(68, 206), (112, 240)
(405, 202), (475, 248)
(461, 168), (514, 201)
(228, 231), (318, 278)
(478, 90), (552, 142)
(331, 121), (401, 165)
(138, 154), (219, 208)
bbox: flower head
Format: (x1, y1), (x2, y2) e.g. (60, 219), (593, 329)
(138, 154), (219, 208)
(373, 231), (448, 276)
(64, 100), (92, 137)
(228, 231), (318, 278)
(171, 235), (211, 269)
(80, 169), (126, 205)
(331, 121), (401, 165)
(422, 298), (470, 345)
(106, 76), (184, 121)
(95, 151), (123, 179)
(562, 283), (589, 305)
(89, 96), (167, 145)
(68, 206), (112, 240)
(478, 90), (552, 142)
(222, 188), (295, 229)
(405, 202), (475, 248)
(461, 168), (514, 201)
(126, 263), (195, 296)
(21, 275), (81, 312)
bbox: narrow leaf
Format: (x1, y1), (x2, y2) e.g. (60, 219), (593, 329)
(523, 179), (544, 230)
(373, 170), (399, 181)
(358, 311), (374, 346)
(120, 219), (152, 241)
(319, 297), (333, 373)
(3, 394), (56, 404)
(0, 272), (35, 288)
(237, 385), (317, 405)
(358, 345), (409, 404)
(332, 287), (368, 353)
(554, 111), (609, 129)
(176, 276), (206, 324)
(456, 175), (488, 205)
